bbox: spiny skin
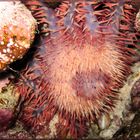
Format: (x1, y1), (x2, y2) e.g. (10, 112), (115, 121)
(17, 0), (139, 138)
(136, 11), (140, 32)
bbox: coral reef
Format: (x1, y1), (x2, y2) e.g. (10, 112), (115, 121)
(0, 0), (36, 135)
(111, 62), (140, 139)
(12, 0), (140, 139)
(0, 0), (36, 70)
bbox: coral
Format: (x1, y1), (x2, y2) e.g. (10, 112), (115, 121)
(0, 85), (20, 131)
(15, 0), (139, 138)
(0, 0), (36, 70)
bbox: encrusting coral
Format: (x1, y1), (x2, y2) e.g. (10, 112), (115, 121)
(0, 0), (36, 70)
(14, 0), (140, 138)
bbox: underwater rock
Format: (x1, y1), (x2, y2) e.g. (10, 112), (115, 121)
(0, 85), (20, 131)
(0, 121), (32, 139)
(98, 114), (111, 130)
(131, 78), (140, 111)
(0, 0), (36, 70)
(98, 62), (140, 139)
(0, 109), (13, 131)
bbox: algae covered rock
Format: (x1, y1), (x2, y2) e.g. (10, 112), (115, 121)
(0, 0), (36, 70)
(0, 85), (20, 131)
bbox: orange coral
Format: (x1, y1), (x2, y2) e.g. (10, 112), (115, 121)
(0, 1), (36, 70)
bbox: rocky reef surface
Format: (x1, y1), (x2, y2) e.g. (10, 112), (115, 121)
(0, 0), (36, 70)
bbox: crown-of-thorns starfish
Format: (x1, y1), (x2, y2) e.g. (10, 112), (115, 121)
(17, 0), (139, 138)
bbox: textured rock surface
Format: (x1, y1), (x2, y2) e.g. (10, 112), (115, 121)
(131, 78), (140, 111)
(78, 62), (140, 139)
(0, 121), (32, 139)
(0, 0), (36, 70)
(0, 85), (20, 131)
